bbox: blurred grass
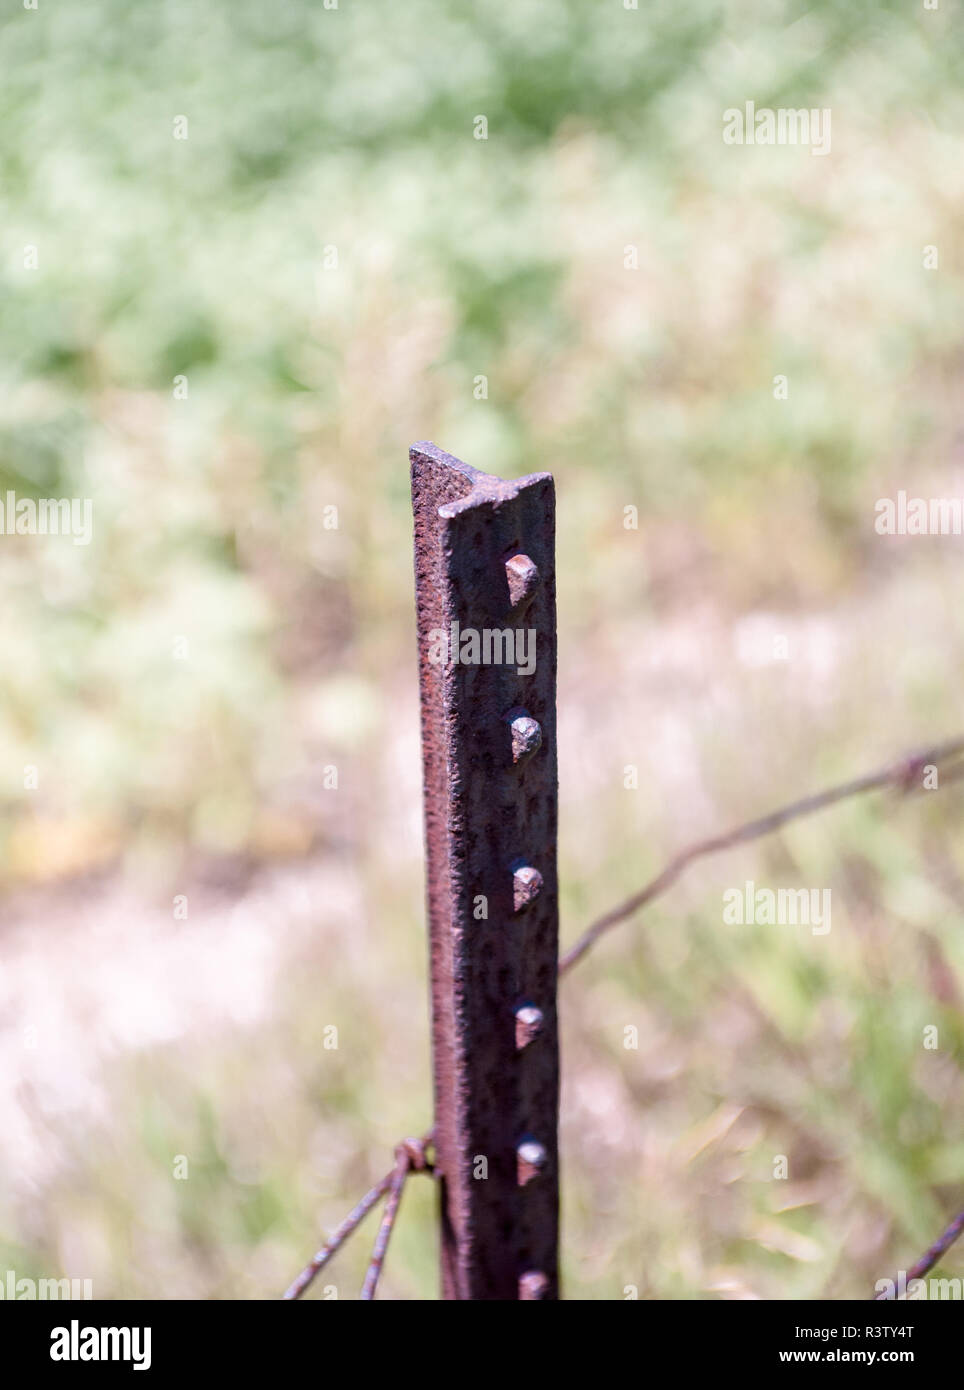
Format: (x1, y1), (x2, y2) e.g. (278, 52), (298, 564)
(1, 0), (963, 1299)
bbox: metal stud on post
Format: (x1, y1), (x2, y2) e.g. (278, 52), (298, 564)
(410, 441), (559, 1300)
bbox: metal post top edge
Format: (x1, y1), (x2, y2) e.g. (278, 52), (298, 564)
(410, 441), (553, 518)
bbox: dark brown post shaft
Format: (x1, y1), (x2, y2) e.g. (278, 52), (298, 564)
(411, 441), (559, 1300)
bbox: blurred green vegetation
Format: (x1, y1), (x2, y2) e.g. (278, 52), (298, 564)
(1, 0), (963, 1299)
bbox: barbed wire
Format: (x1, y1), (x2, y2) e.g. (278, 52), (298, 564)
(284, 734), (964, 1300)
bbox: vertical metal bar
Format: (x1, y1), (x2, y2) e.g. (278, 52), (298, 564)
(411, 441), (559, 1300)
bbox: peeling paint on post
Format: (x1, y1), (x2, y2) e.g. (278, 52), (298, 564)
(410, 442), (559, 1300)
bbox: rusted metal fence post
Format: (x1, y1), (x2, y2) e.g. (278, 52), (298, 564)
(411, 442), (559, 1300)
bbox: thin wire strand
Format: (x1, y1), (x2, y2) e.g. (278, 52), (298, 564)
(555, 736), (964, 1298)
(283, 1134), (433, 1301)
(874, 1208), (964, 1299)
(359, 1153), (411, 1301)
(282, 1169), (395, 1300)
(560, 737), (964, 975)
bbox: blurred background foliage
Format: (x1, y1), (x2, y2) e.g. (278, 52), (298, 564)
(1, 0), (963, 1299)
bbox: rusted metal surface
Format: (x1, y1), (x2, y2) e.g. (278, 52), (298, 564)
(410, 441), (559, 1300)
